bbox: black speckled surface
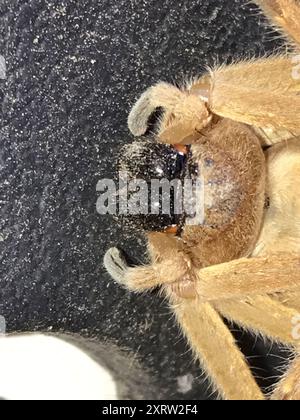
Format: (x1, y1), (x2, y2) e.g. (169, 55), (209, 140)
(0, 0), (289, 399)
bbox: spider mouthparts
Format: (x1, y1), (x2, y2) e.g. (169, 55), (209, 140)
(163, 225), (179, 235)
(173, 144), (188, 155)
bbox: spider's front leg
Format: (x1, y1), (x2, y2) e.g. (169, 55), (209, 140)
(104, 232), (195, 294)
(129, 56), (300, 142)
(105, 247), (300, 299)
(194, 254), (300, 301)
(104, 245), (265, 400)
(128, 81), (212, 145)
(254, 0), (300, 46)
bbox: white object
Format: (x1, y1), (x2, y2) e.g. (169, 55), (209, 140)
(0, 334), (117, 400)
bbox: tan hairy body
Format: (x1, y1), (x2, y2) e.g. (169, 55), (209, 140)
(104, 0), (300, 400)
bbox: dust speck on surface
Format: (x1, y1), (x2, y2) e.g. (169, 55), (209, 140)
(177, 374), (194, 394)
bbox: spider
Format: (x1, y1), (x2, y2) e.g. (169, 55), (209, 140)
(104, 0), (300, 400)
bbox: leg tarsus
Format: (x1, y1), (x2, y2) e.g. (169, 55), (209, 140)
(104, 247), (168, 292)
(128, 82), (211, 144)
(104, 247), (130, 285)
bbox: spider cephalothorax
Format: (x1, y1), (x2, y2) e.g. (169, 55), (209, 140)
(105, 0), (300, 400)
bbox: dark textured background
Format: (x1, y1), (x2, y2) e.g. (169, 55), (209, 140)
(0, 0), (289, 399)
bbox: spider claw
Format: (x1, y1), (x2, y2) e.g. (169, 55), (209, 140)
(104, 247), (130, 284)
